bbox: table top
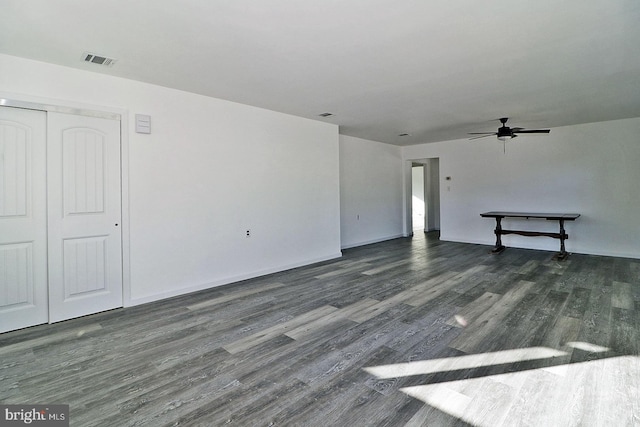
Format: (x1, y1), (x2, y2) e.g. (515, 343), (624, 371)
(480, 211), (580, 220)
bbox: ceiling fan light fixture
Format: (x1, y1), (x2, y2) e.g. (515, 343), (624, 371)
(497, 135), (512, 142)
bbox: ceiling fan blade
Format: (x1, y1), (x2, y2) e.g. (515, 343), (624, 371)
(468, 132), (497, 135)
(513, 129), (550, 134)
(469, 134), (496, 140)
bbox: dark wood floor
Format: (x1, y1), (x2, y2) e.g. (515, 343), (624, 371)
(1, 233), (639, 426)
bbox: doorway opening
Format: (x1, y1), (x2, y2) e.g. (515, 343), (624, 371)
(412, 164), (426, 231)
(409, 158), (440, 234)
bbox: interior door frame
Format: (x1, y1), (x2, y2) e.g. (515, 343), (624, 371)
(0, 92), (132, 308)
(403, 158), (440, 237)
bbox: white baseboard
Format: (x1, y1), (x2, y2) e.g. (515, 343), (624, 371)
(441, 235), (640, 260)
(341, 233), (405, 250)
(125, 251), (343, 307)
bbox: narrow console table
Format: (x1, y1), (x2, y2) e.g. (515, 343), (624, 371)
(480, 211), (580, 260)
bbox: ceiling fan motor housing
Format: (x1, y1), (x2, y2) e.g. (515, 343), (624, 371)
(497, 126), (512, 138)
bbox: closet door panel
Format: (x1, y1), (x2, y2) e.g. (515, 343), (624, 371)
(47, 112), (122, 323)
(0, 107), (48, 333)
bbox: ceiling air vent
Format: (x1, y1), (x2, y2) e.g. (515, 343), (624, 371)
(83, 52), (117, 67)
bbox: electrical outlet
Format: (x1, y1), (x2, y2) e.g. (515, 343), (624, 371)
(246, 229), (251, 238)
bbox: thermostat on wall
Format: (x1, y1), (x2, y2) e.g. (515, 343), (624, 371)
(135, 114), (151, 134)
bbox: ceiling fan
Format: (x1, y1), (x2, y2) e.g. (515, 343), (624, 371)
(468, 117), (550, 141)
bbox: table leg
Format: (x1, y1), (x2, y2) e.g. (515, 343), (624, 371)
(491, 217), (506, 254)
(559, 219), (566, 254)
(554, 218), (570, 260)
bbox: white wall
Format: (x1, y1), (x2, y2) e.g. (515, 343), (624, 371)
(403, 117), (640, 259)
(0, 53), (341, 305)
(340, 135), (404, 248)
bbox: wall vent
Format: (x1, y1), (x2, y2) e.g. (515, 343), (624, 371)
(83, 52), (117, 67)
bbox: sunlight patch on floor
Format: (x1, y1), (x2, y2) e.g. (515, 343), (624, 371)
(398, 355), (639, 426)
(364, 347), (567, 379)
(566, 341), (609, 353)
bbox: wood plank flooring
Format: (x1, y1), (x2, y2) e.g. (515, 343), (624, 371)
(1, 232), (639, 426)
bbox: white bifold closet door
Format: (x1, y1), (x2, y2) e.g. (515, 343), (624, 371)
(0, 106), (122, 333)
(0, 107), (49, 333)
(47, 111), (122, 323)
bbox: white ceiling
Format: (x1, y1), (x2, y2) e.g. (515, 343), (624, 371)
(2, 0), (640, 145)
